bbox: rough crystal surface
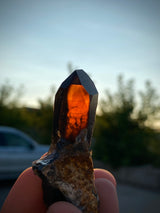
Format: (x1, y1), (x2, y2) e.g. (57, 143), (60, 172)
(32, 70), (98, 213)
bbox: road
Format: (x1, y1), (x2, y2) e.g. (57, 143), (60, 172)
(117, 184), (160, 213)
(0, 180), (160, 212)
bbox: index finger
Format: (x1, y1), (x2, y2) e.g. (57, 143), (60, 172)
(1, 167), (46, 213)
(95, 178), (119, 213)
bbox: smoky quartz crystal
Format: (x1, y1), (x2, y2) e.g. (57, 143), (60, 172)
(32, 70), (98, 213)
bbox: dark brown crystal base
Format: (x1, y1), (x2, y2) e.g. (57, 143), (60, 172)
(32, 129), (98, 213)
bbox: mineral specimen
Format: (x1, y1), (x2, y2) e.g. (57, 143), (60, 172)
(32, 70), (99, 213)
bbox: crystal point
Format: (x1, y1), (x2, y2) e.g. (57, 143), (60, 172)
(32, 70), (98, 213)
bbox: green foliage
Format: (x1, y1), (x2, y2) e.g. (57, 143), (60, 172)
(0, 80), (24, 107)
(0, 81), (55, 145)
(0, 81), (25, 129)
(30, 87), (55, 144)
(138, 81), (160, 126)
(93, 75), (160, 168)
(101, 75), (135, 114)
(93, 113), (155, 168)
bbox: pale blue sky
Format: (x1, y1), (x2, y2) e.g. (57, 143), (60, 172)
(0, 0), (160, 107)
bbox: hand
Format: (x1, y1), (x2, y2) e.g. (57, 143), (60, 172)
(1, 168), (119, 213)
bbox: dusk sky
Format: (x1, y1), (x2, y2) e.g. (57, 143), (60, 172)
(0, 0), (160, 107)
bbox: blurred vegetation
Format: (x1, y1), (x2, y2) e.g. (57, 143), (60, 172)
(0, 80), (55, 145)
(0, 75), (160, 168)
(93, 75), (160, 168)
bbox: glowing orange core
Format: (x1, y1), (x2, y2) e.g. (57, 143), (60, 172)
(65, 84), (90, 141)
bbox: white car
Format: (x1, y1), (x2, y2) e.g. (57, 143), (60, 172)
(0, 126), (49, 180)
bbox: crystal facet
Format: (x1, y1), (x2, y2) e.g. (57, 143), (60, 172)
(32, 70), (98, 213)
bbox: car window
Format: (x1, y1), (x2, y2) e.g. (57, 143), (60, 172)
(0, 132), (31, 148)
(0, 133), (6, 146)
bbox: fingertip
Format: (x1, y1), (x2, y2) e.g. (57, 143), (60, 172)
(94, 168), (117, 187)
(47, 201), (82, 213)
(1, 167), (46, 213)
(95, 178), (119, 213)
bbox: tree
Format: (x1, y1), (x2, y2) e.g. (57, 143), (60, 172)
(0, 81), (25, 128)
(20, 85), (56, 144)
(0, 80), (24, 107)
(138, 81), (160, 127)
(93, 75), (160, 168)
(100, 75), (135, 116)
(0, 80), (55, 145)
(67, 62), (78, 74)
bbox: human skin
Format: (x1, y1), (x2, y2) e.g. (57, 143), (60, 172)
(1, 168), (119, 213)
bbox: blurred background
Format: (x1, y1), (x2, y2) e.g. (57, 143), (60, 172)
(0, 0), (160, 212)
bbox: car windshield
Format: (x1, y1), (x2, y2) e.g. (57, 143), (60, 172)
(0, 132), (32, 148)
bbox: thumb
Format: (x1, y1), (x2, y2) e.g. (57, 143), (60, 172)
(47, 201), (82, 213)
